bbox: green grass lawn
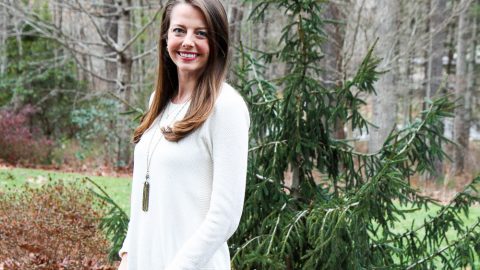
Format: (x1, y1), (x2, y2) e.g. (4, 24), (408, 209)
(392, 203), (480, 234)
(0, 167), (132, 215)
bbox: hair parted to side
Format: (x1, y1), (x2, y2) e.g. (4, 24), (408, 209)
(132, 0), (229, 143)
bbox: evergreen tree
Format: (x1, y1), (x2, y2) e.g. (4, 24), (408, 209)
(96, 1), (480, 268)
(229, 1), (480, 269)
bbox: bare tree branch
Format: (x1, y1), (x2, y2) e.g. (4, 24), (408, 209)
(118, 6), (162, 54)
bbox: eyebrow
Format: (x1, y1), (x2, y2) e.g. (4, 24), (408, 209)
(171, 24), (207, 30)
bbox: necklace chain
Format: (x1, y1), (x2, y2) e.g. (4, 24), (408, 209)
(145, 99), (191, 177)
(142, 98), (191, 212)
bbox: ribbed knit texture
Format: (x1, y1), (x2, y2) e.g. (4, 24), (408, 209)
(119, 83), (250, 270)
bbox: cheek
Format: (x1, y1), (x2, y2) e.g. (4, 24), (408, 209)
(166, 38), (180, 56)
(166, 35), (176, 49)
(166, 47), (175, 60)
(198, 41), (210, 55)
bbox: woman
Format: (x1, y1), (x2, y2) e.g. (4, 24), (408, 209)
(117, 0), (249, 269)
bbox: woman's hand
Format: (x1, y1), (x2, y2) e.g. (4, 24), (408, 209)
(118, 253), (128, 270)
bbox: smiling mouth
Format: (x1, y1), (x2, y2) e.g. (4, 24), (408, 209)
(178, 52), (198, 60)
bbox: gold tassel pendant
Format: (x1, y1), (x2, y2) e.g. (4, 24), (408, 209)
(142, 180), (150, 212)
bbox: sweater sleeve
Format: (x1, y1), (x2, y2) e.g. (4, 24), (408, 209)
(166, 90), (250, 270)
(118, 91), (156, 259)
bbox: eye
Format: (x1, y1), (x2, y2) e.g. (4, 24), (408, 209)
(196, 30), (208, 38)
(172, 28), (185, 34)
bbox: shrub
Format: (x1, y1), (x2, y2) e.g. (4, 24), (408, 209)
(0, 178), (118, 269)
(0, 105), (54, 165)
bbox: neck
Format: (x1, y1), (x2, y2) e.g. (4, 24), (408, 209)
(174, 71), (199, 103)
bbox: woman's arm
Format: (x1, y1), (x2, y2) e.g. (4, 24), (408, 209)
(118, 252), (128, 270)
(118, 91), (154, 265)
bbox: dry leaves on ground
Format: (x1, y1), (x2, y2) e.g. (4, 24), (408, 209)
(0, 180), (120, 270)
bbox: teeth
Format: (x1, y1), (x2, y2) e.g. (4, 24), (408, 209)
(179, 52), (196, 58)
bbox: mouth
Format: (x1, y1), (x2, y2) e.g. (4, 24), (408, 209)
(177, 51), (199, 61)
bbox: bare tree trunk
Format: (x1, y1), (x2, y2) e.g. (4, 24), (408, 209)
(342, 0), (368, 80)
(452, 0), (471, 175)
(324, 2), (346, 140)
(53, 0), (63, 80)
(103, 0), (119, 92)
(229, 1), (244, 47)
(227, 0), (244, 83)
(117, 0), (134, 167)
(426, 0), (448, 180)
(368, 0), (399, 153)
(398, 1), (413, 128)
(323, 2), (344, 85)
(473, 0), (480, 128)
(446, 21), (456, 77)
(11, 8), (23, 110)
(137, 0), (145, 96)
(78, 27), (90, 82)
(463, 0), (477, 172)
(427, 0), (448, 99)
(0, 3), (7, 75)
(341, 0), (366, 149)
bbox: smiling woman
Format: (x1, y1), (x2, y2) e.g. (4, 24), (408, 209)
(118, 1), (250, 270)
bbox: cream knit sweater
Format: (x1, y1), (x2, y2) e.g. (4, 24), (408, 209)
(119, 83), (250, 270)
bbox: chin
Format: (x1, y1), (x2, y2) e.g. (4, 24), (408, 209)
(177, 66), (206, 76)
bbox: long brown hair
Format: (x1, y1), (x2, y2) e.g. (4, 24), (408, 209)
(132, 0), (229, 143)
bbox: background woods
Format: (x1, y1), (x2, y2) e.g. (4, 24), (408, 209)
(0, 0), (478, 178)
(0, 0), (480, 269)
(0, 0), (249, 169)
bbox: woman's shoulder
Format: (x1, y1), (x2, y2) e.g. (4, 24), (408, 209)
(214, 82), (249, 112)
(207, 82), (250, 126)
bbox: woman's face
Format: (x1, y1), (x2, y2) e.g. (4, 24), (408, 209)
(167, 3), (210, 78)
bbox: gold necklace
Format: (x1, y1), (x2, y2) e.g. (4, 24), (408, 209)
(142, 99), (191, 212)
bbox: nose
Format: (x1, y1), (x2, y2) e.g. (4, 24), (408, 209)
(182, 32), (194, 48)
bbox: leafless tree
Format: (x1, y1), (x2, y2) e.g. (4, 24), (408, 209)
(367, 0), (400, 153)
(452, 0), (473, 175)
(0, 3), (7, 75)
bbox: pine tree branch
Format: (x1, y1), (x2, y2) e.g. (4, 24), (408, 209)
(405, 218), (480, 269)
(266, 203), (286, 255)
(279, 208), (308, 255)
(255, 174), (292, 192)
(391, 176), (480, 243)
(84, 177), (128, 220)
(249, 140), (287, 152)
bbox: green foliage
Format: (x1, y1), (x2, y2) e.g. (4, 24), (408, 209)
(70, 97), (124, 150)
(230, 0), (480, 269)
(85, 177), (129, 262)
(0, 19), (131, 166)
(0, 21), (86, 138)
